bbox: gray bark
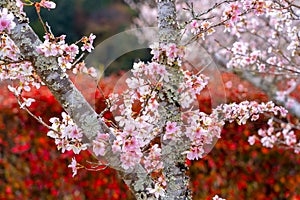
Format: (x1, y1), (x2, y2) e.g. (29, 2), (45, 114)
(158, 1), (191, 199)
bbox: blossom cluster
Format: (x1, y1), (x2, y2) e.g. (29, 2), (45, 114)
(180, 0), (300, 77)
(179, 70), (209, 108)
(213, 101), (288, 125)
(47, 112), (88, 154)
(150, 43), (185, 66)
(72, 61), (98, 78)
(219, 0), (300, 74)
(211, 100), (300, 152)
(146, 176), (166, 199)
(189, 19), (215, 40)
(227, 41), (278, 73)
(0, 34), (20, 61)
(92, 132), (109, 157)
(0, 8), (16, 32)
(221, 1), (274, 33)
(143, 144), (163, 173)
(182, 110), (223, 160)
(3, 61), (41, 104)
(96, 43), (295, 174)
(248, 117), (300, 153)
(1, 61), (40, 93)
(107, 44), (213, 170)
(112, 94), (161, 170)
(0, 10), (42, 112)
(36, 33), (96, 73)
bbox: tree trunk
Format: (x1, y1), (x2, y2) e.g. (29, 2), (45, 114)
(158, 1), (191, 199)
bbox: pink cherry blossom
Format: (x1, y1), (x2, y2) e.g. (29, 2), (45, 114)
(20, 97), (35, 109)
(68, 157), (78, 177)
(93, 140), (106, 156)
(190, 20), (199, 35)
(144, 144), (163, 172)
(213, 195), (226, 200)
(248, 135), (256, 145)
(48, 112), (86, 154)
(40, 0), (56, 10)
(186, 146), (204, 160)
(163, 121), (180, 140)
(81, 33), (96, 52)
(87, 67), (98, 78)
(166, 122), (178, 134)
(16, 0), (24, 12)
(147, 182), (165, 198)
(120, 151), (142, 170)
(0, 8), (16, 32)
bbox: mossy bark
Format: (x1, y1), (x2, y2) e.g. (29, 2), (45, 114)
(158, 0), (192, 199)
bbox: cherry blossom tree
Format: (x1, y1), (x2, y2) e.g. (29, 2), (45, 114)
(1, 0), (299, 199)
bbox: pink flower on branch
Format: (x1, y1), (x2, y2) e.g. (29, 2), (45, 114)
(163, 121), (181, 140)
(40, 0), (56, 10)
(68, 157), (78, 177)
(213, 195), (226, 200)
(0, 8), (16, 32)
(81, 33), (96, 52)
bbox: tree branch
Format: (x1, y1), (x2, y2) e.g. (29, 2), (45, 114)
(3, 2), (156, 196)
(213, 53), (300, 119)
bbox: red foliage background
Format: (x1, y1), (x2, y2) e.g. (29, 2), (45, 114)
(0, 72), (299, 199)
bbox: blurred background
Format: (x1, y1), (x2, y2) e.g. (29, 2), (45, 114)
(0, 1), (300, 199)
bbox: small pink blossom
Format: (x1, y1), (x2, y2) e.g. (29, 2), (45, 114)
(87, 67), (98, 78)
(89, 33), (96, 43)
(284, 131), (296, 146)
(92, 133), (109, 156)
(81, 33), (96, 52)
(20, 97), (35, 109)
(166, 43), (178, 59)
(190, 20), (199, 35)
(0, 8), (16, 32)
(120, 151), (142, 170)
(65, 44), (79, 57)
(186, 146), (204, 160)
(147, 183), (165, 198)
(248, 135), (256, 145)
(68, 157), (78, 177)
(225, 81), (232, 89)
(16, 0), (24, 12)
(261, 135), (276, 148)
(166, 122), (178, 133)
(123, 137), (140, 152)
(67, 126), (83, 140)
(163, 121), (180, 140)
(258, 64), (266, 72)
(93, 140), (106, 156)
(213, 195), (226, 200)
(40, 0), (56, 10)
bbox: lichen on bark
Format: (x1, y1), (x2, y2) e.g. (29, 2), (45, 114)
(157, 0), (192, 199)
